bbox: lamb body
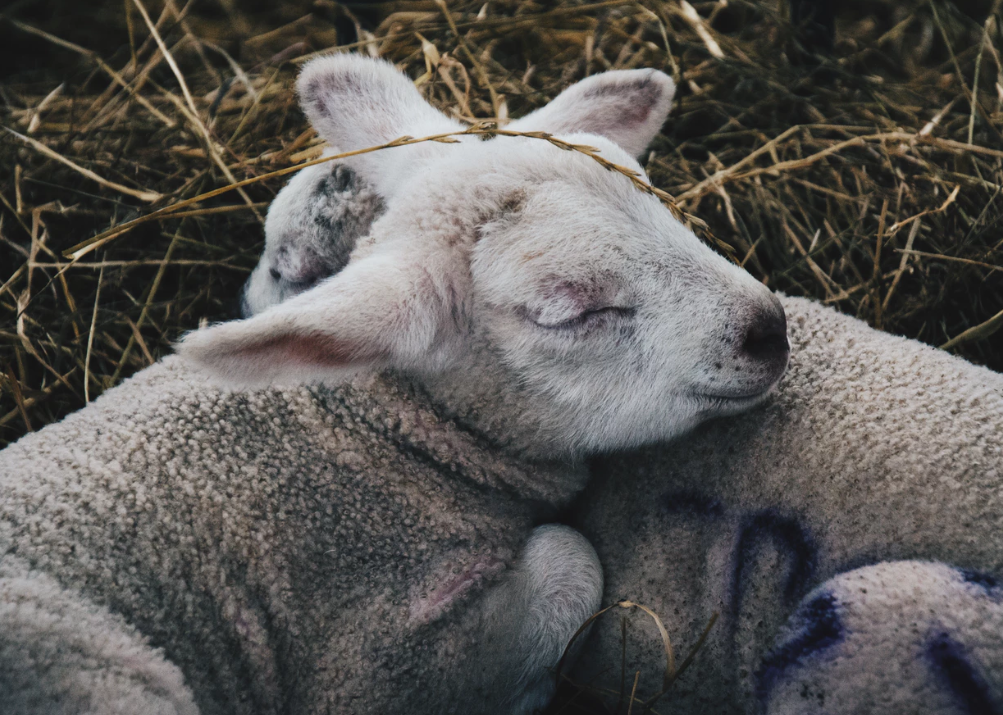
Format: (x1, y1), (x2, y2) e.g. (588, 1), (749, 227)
(0, 360), (594, 713)
(761, 559), (1003, 714)
(573, 295), (1003, 713)
(0, 56), (789, 713)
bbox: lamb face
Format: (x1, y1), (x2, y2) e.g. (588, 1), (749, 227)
(179, 55), (789, 458)
(239, 61), (716, 320)
(454, 144), (789, 454)
(240, 161), (384, 318)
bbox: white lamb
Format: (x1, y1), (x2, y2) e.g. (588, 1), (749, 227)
(0, 56), (789, 714)
(572, 295), (1003, 713)
(235, 65), (1003, 713)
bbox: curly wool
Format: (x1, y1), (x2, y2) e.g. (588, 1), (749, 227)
(0, 357), (568, 714)
(761, 560), (1003, 715)
(574, 295), (1003, 713)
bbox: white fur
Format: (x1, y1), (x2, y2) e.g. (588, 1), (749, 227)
(507, 68), (675, 158)
(478, 525), (604, 714)
(181, 55), (789, 459)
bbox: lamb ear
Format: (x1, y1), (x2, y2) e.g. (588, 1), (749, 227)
(177, 251), (457, 387)
(508, 69), (675, 158)
(297, 54), (464, 196)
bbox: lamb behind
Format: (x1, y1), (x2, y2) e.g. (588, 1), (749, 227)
(573, 295), (1003, 713)
(0, 56), (788, 713)
(240, 161), (384, 317)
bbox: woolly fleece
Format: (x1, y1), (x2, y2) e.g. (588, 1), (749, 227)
(0, 356), (587, 714)
(573, 295), (1003, 713)
(762, 560), (1003, 714)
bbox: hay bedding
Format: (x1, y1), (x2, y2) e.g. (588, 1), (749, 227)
(0, 0), (1000, 711)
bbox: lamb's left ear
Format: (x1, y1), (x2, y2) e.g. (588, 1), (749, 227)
(176, 248), (459, 387)
(507, 69), (675, 158)
(297, 54), (464, 197)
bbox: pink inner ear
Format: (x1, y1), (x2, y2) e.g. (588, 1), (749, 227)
(581, 81), (658, 127)
(231, 330), (388, 369)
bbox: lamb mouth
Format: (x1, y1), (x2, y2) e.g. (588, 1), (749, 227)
(695, 385), (776, 404)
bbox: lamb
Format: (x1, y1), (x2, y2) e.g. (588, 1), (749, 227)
(240, 159), (384, 318)
(233, 66), (1003, 712)
(240, 48), (683, 321)
(572, 295), (1003, 713)
(0, 56), (791, 714)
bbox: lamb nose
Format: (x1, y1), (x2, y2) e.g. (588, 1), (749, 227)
(742, 301), (789, 363)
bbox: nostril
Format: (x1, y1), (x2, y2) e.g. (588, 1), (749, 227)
(269, 267), (282, 281)
(742, 308), (789, 361)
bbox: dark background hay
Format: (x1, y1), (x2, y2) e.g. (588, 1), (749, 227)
(0, 2), (1001, 708)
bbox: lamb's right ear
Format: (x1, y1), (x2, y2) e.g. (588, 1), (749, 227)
(297, 55), (463, 195)
(177, 248), (460, 388)
(507, 69), (675, 158)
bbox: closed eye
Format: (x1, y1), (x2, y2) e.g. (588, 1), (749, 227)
(533, 306), (636, 331)
(286, 275), (322, 291)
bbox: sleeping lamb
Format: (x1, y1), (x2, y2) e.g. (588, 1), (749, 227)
(0, 56), (791, 714)
(237, 63), (1003, 713)
(572, 295), (1003, 713)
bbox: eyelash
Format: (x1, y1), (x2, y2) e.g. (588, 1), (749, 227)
(535, 306), (636, 331)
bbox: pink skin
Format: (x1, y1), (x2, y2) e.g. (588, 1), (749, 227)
(408, 556), (507, 626)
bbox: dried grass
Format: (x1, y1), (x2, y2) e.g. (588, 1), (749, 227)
(1, 0), (1001, 709)
(552, 600), (719, 714)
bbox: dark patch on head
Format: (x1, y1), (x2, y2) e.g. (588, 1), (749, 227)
(271, 243), (337, 295)
(315, 165), (357, 198)
(732, 511), (817, 608)
(661, 490), (724, 517)
(301, 71), (366, 120)
(961, 569), (999, 592)
(756, 593), (842, 702)
(927, 632), (1001, 715)
(499, 188), (527, 215)
(313, 211), (347, 235)
(474, 189), (528, 243)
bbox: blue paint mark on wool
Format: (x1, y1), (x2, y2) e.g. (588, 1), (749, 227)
(756, 593), (842, 702)
(960, 568), (1000, 592)
(733, 511), (817, 607)
(928, 632), (1002, 715)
